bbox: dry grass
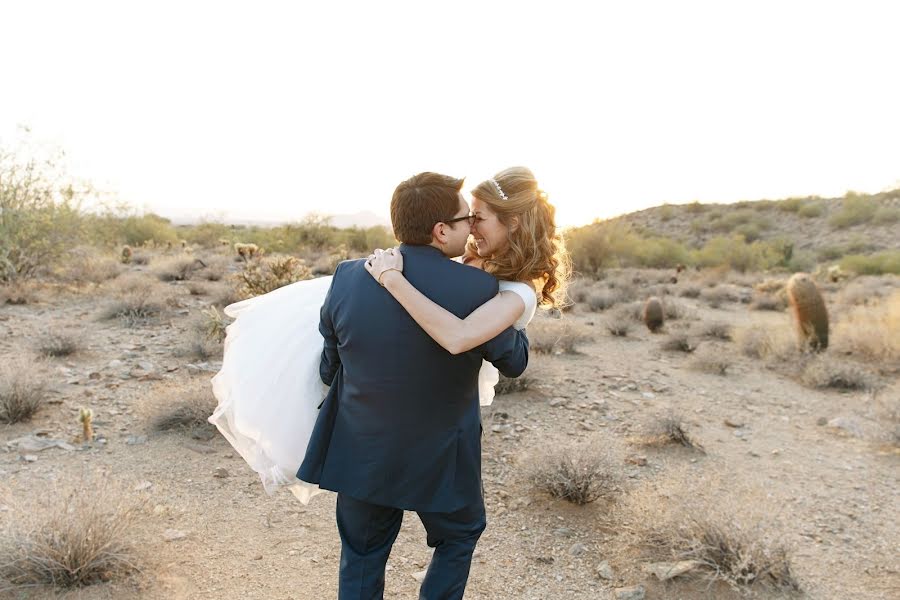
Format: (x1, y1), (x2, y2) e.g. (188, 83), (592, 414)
(0, 281), (41, 305)
(625, 474), (801, 594)
(36, 332), (79, 358)
(661, 333), (698, 353)
(152, 255), (207, 282)
(750, 294), (785, 311)
(176, 308), (228, 360)
(148, 379), (217, 436)
(701, 322), (733, 341)
(0, 476), (145, 590)
(639, 414), (704, 452)
(57, 248), (123, 285)
(689, 350), (732, 376)
(528, 317), (591, 354)
(494, 374), (531, 395)
(529, 443), (620, 505)
(733, 327), (796, 361)
(586, 290), (620, 312)
(0, 358), (47, 424)
(97, 274), (174, 326)
(801, 358), (875, 391)
(831, 291), (900, 370)
(605, 315), (632, 337)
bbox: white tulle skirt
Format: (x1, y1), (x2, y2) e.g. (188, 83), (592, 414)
(208, 276), (502, 504)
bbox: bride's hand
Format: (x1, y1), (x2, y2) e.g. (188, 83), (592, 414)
(364, 247), (404, 286)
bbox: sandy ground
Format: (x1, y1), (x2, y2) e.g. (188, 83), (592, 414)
(1, 270), (898, 600)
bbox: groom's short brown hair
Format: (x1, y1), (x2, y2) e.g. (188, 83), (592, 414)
(391, 172), (465, 245)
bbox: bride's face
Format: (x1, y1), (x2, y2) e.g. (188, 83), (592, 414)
(470, 197), (510, 257)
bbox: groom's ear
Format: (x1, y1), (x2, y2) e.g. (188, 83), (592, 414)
(431, 221), (447, 243)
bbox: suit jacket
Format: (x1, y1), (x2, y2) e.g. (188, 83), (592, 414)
(297, 243), (529, 512)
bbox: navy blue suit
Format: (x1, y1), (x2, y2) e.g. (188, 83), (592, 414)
(298, 243), (529, 600)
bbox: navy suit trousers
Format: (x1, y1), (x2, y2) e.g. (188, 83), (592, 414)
(336, 493), (486, 600)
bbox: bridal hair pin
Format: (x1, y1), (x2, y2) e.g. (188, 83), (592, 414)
(489, 178), (509, 201)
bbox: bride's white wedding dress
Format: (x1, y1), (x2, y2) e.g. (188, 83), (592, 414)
(208, 273), (536, 504)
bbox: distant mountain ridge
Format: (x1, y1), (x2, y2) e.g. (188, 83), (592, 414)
(169, 210), (391, 229)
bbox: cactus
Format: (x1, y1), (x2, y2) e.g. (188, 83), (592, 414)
(234, 242), (261, 261)
(121, 245), (133, 264)
(79, 407), (94, 442)
(643, 296), (665, 332)
(786, 273), (829, 351)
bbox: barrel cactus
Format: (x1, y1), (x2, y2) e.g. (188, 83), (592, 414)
(786, 273), (828, 351)
(643, 297), (665, 332)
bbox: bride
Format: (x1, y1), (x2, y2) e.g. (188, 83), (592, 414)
(209, 166), (569, 504)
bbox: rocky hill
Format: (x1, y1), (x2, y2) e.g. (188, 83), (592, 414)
(611, 189), (900, 256)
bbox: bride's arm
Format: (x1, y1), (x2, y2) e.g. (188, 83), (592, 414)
(381, 270), (525, 355)
(364, 248), (525, 355)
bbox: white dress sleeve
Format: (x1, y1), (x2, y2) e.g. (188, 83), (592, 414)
(478, 281), (538, 407)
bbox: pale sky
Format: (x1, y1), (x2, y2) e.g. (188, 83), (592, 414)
(2, 0), (899, 227)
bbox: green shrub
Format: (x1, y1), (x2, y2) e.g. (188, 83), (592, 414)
(873, 206), (900, 225)
(693, 235), (781, 273)
(797, 201), (825, 218)
(829, 194), (877, 228)
(839, 251), (900, 275)
(0, 148), (85, 282)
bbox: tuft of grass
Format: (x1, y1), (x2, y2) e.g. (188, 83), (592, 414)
(586, 290), (619, 312)
(37, 332), (79, 358)
(679, 286), (702, 299)
(640, 414), (704, 452)
(661, 334), (698, 353)
(750, 294), (785, 311)
(627, 475), (801, 594)
(530, 444), (620, 505)
(701, 322), (732, 341)
(494, 374), (531, 395)
(832, 292), (900, 370)
(0, 359), (47, 424)
(149, 379), (217, 436)
(98, 275), (172, 327)
(0, 478), (144, 589)
(801, 358), (875, 391)
(689, 351), (731, 376)
(153, 256), (206, 282)
(528, 317), (591, 354)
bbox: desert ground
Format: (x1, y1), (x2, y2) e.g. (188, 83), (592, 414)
(1, 247), (898, 600)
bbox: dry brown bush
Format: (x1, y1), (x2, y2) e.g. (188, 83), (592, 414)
(152, 255), (206, 282)
(36, 332), (78, 358)
(733, 327), (796, 361)
(0, 476), (145, 590)
(57, 247), (123, 285)
(527, 317), (591, 354)
(661, 333), (698, 353)
(0, 358), (47, 424)
(750, 294), (786, 311)
(529, 443), (621, 505)
(831, 292), (900, 370)
(801, 358), (875, 391)
(97, 274), (175, 326)
(639, 414), (704, 452)
(701, 322), (732, 340)
(679, 286), (702, 299)
(147, 378), (217, 436)
(494, 374), (531, 395)
(586, 290), (620, 311)
(196, 254), (230, 281)
(605, 313), (632, 337)
(0, 281), (41, 305)
(625, 474), (801, 593)
(689, 350), (732, 376)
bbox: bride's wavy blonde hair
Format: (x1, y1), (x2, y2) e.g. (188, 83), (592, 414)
(466, 166), (570, 308)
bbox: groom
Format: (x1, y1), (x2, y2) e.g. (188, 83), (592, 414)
(298, 172), (529, 600)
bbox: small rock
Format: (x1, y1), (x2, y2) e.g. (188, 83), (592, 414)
(552, 527), (576, 538)
(108, 359), (123, 368)
(22, 454), (38, 462)
(597, 560), (614, 580)
(549, 398), (568, 407)
(826, 417), (864, 438)
(126, 435), (147, 445)
(163, 529), (187, 542)
(133, 481), (153, 491)
(816, 416), (828, 426)
(578, 421), (596, 431)
(213, 468), (230, 478)
(252, 554), (263, 560)
(640, 392), (655, 399)
(723, 418), (743, 428)
(183, 442), (216, 455)
(646, 560), (703, 581)
(625, 455), (648, 466)
(412, 569), (428, 583)
(614, 585), (645, 600)
(569, 542), (587, 556)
